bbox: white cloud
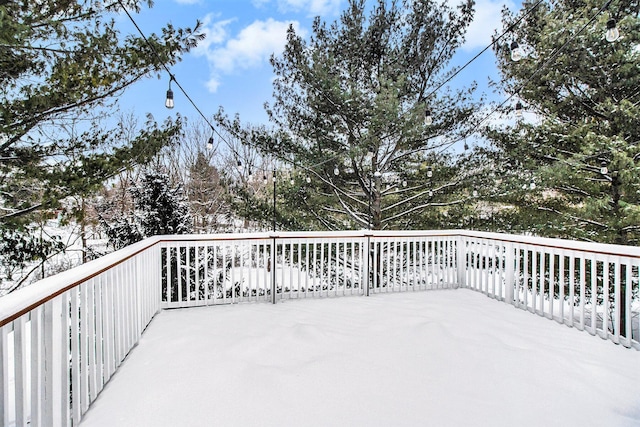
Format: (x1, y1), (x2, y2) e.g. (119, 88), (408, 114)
(457, 0), (515, 51)
(195, 18), (304, 93)
(193, 14), (234, 56)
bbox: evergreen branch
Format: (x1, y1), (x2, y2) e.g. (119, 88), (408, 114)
(0, 203), (46, 221)
(381, 198), (467, 224)
(537, 206), (607, 229)
(328, 191), (369, 228)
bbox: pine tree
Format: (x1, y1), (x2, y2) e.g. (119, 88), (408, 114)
(100, 170), (192, 249)
(486, 0), (640, 244)
(0, 1), (203, 266)
(221, 0), (480, 231)
(486, 0), (640, 336)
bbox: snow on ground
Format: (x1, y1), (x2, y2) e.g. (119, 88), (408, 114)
(80, 289), (640, 427)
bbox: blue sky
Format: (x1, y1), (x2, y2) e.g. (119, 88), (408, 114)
(117, 0), (515, 128)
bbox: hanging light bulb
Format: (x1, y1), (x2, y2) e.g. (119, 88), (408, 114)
(165, 89), (174, 109)
(472, 190), (478, 198)
(600, 161), (608, 175)
(515, 101), (523, 117)
(605, 19), (620, 43)
(424, 109), (433, 126)
(427, 166), (433, 178)
(165, 78), (174, 109)
(333, 166), (340, 176)
(207, 137), (214, 150)
(237, 160), (243, 171)
(428, 189), (434, 197)
(306, 175), (311, 184)
(529, 180), (536, 190)
(510, 41), (523, 62)
(402, 180), (407, 187)
(248, 168), (253, 178)
(263, 174), (268, 185)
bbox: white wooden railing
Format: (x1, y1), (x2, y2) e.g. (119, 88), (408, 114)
(1, 230), (639, 426)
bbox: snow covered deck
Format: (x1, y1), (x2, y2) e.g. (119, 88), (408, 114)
(79, 290), (640, 427)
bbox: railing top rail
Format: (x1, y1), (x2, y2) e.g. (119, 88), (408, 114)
(153, 229), (464, 242)
(156, 230), (640, 257)
(0, 236), (162, 327)
(457, 230), (640, 258)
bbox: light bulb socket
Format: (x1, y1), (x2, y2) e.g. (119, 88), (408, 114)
(606, 19), (616, 30)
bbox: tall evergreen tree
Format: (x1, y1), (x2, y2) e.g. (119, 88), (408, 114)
(486, 0), (640, 244)
(0, 1), (203, 265)
(222, 0), (480, 231)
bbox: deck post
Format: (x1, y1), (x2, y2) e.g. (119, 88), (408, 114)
(364, 233), (372, 296)
(456, 236), (466, 289)
(504, 242), (515, 305)
(271, 234), (277, 304)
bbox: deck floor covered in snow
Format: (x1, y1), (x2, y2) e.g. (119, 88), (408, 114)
(79, 289), (640, 427)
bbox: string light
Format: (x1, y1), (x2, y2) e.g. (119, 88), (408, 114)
(165, 77), (174, 109)
(207, 137), (214, 150)
(510, 41), (523, 62)
(605, 18), (620, 42)
(117, 0), (615, 231)
(600, 161), (608, 175)
(515, 101), (523, 117)
(424, 109), (433, 126)
(333, 166), (340, 176)
(427, 166), (433, 178)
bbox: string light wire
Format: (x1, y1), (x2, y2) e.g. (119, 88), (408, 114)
(116, 0), (615, 180)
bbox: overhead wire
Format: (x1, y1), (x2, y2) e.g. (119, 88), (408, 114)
(433, 0), (615, 156)
(116, 0), (614, 184)
(115, 0), (545, 176)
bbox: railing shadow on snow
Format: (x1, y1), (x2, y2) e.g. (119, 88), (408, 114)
(1, 229), (639, 426)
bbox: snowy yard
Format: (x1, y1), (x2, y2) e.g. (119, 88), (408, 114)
(79, 289), (640, 427)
